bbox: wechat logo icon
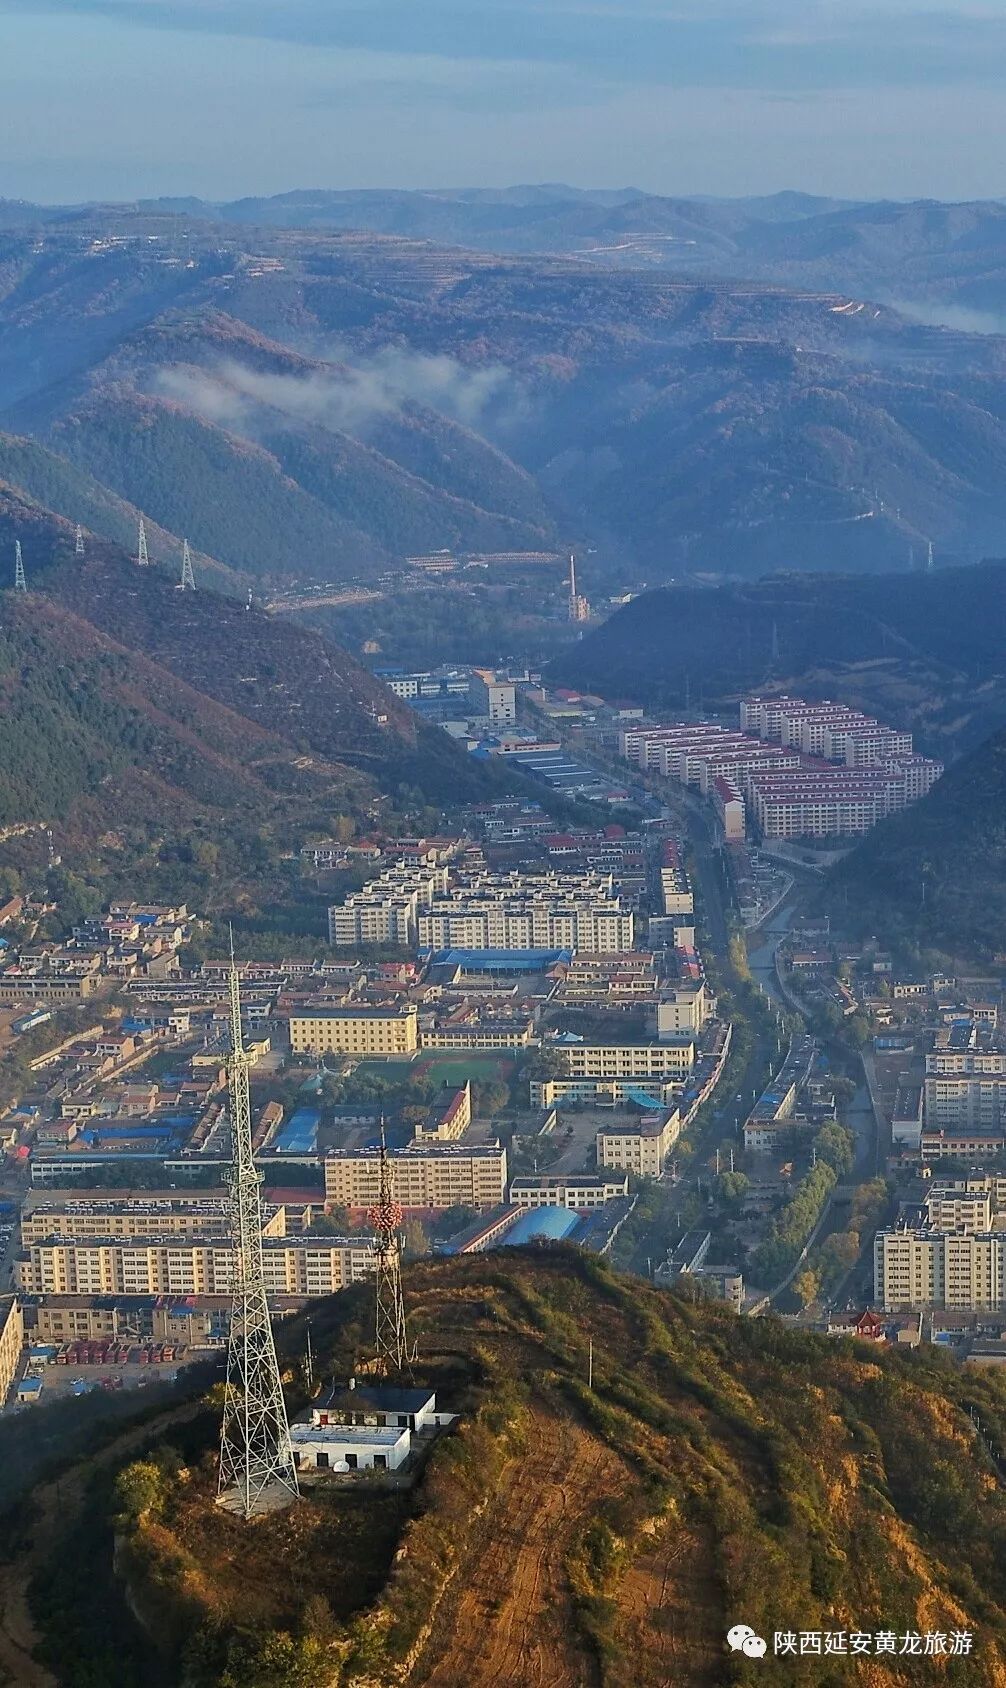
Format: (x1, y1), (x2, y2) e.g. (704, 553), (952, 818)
(728, 1623), (768, 1659)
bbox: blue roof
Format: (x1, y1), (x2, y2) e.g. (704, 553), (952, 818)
(273, 1108), (320, 1155)
(432, 947), (572, 972)
(502, 1208), (580, 1246)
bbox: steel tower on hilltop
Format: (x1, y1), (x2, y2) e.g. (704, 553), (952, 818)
(217, 951), (299, 1517)
(179, 538), (195, 591)
(369, 1122), (415, 1377)
(74, 524), (85, 557)
(13, 541), (26, 593)
(136, 517), (149, 567)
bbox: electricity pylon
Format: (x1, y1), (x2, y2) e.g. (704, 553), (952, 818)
(13, 541), (26, 593)
(217, 951), (299, 1517)
(368, 1122), (415, 1377)
(136, 516), (149, 567)
(74, 524), (85, 557)
(179, 537), (195, 591)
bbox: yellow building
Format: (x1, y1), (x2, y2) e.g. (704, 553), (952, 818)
(20, 1189), (233, 1246)
(16, 1235), (377, 1298)
(655, 984), (708, 1037)
(325, 1143), (507, 1210)
(289, 1006), (418, 1057)
(0, 1297), (24, 1403)
(597, 1110), (681, 1178)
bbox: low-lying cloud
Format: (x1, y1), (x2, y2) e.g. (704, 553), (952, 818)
(155, 349), (518, 440)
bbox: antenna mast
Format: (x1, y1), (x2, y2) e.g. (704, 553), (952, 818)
(179, 537), (195, 591)
(217, 947), (299, 1517)
(368, 1122), (414, 1377)
(13, 541), (26, 594)
(136, 517), (149, 568)
(74, 524), (85, 557)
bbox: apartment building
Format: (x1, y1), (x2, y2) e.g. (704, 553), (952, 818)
(875, 1227), (1006, 1312)
(923, 1186), (995, 1234)
(289, 1006), (419, 1057)
(596, 1110), (681, 1177)
(924, 1049), (1006, 1129)
(659, 842), (693, 917)
(555, 953), (659, 1003)
(656, 983), (708, 1037)
(16, 1235), (378, 1298)
(329, 864), (450, 947)
(20, 1189), (234, 1247)
(416, 869), (634, 953)
(416, 1083), (472, 1141)
(325, 1143), (507, 1210)
(747, 770), (900, 839)
(711, 775), (746, 840)
(0, 1297), (23, 1403)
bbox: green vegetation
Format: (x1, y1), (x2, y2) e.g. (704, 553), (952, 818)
(750, 1161), (836, 1287)
(24, 1250), (1006, 1686)
(551, 560), (1006, 756)
(829, 724), (1006, 957)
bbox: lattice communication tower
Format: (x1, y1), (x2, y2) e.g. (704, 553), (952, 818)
(217, 954), (299, 1517)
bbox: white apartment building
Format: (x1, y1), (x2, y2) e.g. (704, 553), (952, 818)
(924, 1187), (995, 1234)
(329, 865), (450, 947)
(415, 868), (633, 953)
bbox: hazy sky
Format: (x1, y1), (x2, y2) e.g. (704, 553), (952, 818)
(0, 0), (1003, 203)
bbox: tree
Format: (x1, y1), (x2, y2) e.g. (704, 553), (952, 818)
(716, 1171), (750, 1205)
(114, 1460), (165, 1524)
(794, 1269), (819, 1308)
(403, 1216), (429, 1257)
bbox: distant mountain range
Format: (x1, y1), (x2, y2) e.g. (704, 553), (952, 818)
(4, 195), (1006, 580)
(121, 186), (1006, 320)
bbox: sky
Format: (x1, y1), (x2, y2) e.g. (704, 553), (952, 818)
(0, 0), (1003, 203)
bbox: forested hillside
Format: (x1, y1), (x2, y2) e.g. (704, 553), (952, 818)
(0, 488), (513, 850)
(829, 727), (1006, 959)
(18, 1249), (1006, 1686)
(550, 561), (1006, 756)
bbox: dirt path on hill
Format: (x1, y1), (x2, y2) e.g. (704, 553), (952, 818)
(613, 1519), (723, 1687)
(0, 1400), (205, 1687)
(408, 1410), (622, 1688)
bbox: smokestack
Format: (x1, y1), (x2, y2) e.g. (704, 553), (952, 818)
(569, 552), (577, 599)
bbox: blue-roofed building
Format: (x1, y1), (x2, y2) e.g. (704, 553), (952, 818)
(272, 1109), (320, 1156)
(427, 948), (572, 975)
(501, 1207), (580, 1246)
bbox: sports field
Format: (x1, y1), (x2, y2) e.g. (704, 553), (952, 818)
(413, 1054), (516, 1085)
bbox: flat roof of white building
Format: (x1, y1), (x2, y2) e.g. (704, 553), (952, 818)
(290, 1423), (408, 1447)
